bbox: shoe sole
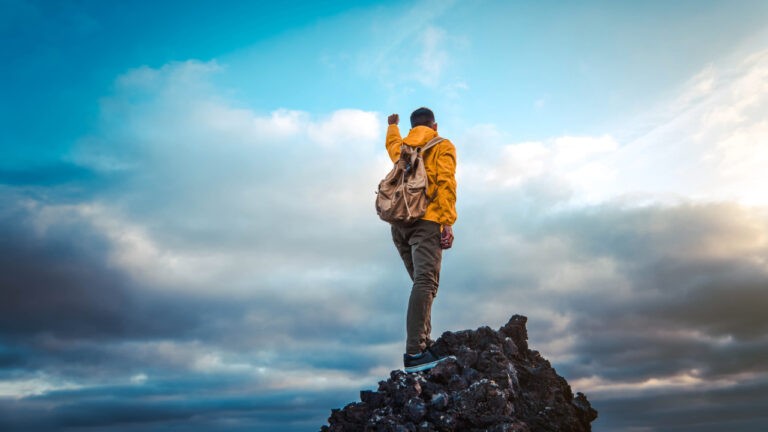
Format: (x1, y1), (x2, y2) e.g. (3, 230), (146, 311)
(403, 355), (451, 373)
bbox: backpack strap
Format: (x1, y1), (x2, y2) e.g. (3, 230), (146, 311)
(400, 136), (444, 154)
(420, 137), (445, 203)
(419, 136), (445, 154)
(399, 136), (444, 155)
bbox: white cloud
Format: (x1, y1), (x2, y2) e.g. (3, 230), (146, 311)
(130, 373), (148, 385)
(571, 370), (757, 398)
(114, 60), (223, 94)
(461, 48), (768, 207)
(415, 26), (449, 86)
(109, 338), (390, 393)
(307, 109), (380, 148)
(55, 61), (395, 295)
(0, 374), (83, 399)
(361, 0), (465, 92)
(614, 48), (768, 205)
(461, 134), (619, 205)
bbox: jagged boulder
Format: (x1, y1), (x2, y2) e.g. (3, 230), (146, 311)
(321, 315), (597, 432)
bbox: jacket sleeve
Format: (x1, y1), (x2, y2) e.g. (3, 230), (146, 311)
(386, 124), (403, 163)
(435, 140), (458, 226)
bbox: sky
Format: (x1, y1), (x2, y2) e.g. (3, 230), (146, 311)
(1, 0), (768, 431)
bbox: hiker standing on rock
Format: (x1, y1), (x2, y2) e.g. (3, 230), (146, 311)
(379, 107), (457, 373)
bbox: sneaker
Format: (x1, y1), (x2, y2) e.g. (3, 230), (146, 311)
(403, 348), (446, 373)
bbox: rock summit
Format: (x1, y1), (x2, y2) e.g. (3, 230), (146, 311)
(322, 315), (597, 432)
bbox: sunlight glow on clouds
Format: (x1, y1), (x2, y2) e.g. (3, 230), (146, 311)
(461, 48), (768, 208)
(570, 369), (755, 397)
(469, 134), (619, 199)
(616, 48), (768, 205)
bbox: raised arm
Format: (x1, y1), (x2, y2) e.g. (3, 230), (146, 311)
(385, 113), (403, 163)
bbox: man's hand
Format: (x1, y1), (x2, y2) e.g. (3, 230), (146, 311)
(440, 225), (454, 249)
(388, 113), (399, 125)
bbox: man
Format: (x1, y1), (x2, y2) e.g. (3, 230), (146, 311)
(385, 107), (457, 373)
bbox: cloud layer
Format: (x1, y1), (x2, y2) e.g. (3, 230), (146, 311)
(2, 49), (768, 431)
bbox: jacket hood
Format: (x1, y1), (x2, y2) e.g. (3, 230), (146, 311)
(403, 125), (438, 147)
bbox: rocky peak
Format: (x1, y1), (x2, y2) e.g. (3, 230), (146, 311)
(322, 315), (597, 432)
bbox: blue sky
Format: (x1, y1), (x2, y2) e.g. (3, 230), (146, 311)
(2, 1), (768, 431)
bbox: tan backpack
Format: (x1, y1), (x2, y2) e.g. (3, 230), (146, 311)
(375, 137), (444, 224)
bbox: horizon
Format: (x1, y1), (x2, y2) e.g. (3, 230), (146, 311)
(2, 1), (768, 431)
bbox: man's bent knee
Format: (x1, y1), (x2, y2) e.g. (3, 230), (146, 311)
(411, 280), (438, 297)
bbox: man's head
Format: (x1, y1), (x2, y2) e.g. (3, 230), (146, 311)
(410, 107), (437, 130)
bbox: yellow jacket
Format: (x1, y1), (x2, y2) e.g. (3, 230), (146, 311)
(386, 124), (457, 226)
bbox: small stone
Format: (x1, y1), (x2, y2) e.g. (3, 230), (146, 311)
(429, 391), (449, 410)
(405, 397), (427, 422)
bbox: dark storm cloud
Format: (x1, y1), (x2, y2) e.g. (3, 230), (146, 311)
(0, 201), (201, 341)
(0, 193), (375, 429)
(592, 376), (768, 432)
(0, 185), (406, 349)
(445, 201), (768, 432)
(0, 195), (283, 383)
(1, 202), (129, 338)
(655, 280), (768, 341)
(534, 203), (768, 381)
(420, 198), (768, 431)
(0, 184), (404, 380)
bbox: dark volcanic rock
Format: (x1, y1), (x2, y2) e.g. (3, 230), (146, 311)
(321, 315), (597, 432)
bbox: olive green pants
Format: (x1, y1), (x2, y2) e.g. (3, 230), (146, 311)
(391, 219), (442, 355)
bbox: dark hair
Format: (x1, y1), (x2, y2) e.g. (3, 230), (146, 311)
(410, 107), (435, 128)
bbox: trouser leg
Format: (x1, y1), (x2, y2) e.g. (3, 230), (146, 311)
(392, 220), (442, 355)
(391, 225), (415, 281)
